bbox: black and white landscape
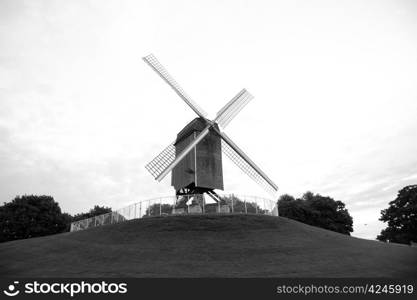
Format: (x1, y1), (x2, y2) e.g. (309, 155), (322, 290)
(0, 0), (416, 279)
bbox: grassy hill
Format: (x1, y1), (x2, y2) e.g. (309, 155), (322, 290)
(0, 214), (416, 277)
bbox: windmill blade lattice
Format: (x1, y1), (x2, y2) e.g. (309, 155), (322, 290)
(154, 125), (212, 181)
(216, 89), (253, 128)
(145, 141), (176, 179)
(221, 137), (278, 195)
(143, 54), (208, 118)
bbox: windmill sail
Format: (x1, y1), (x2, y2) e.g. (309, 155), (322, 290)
(219, 132), (278, 195)
(154, 124), (212, 181)
(145, 141), (176, 179)
(215, 89), (253, 128)
(143, 54), (208, 119)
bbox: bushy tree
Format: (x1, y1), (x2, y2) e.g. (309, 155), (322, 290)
(278, 192), (353, 235)
(0, 195), (71, 243)
(377, 185), (417, 245)
(278, 194), (310, 222)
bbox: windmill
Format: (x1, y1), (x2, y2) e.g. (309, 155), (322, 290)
(143, 54), (278, 204)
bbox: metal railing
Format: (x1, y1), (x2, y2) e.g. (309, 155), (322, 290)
(70, 194), (278, 232)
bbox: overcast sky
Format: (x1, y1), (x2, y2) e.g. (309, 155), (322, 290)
(1, 0), (416, 240)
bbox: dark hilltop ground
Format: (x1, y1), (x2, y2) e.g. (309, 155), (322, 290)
(0, 214), (416, 277)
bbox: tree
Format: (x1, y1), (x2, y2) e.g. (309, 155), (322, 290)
(377, 185), (417, 245)
(305, 194), (353, 235)
(0, 195), (71, 243)
(277, 194), (310, 223)
(72, 205), (112, 222)
(278, 192), (353, 235)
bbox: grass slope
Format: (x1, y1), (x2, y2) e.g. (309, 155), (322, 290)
(0, 215), (416, 277)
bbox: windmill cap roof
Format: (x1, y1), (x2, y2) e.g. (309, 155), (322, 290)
(175, 117), (219, 145)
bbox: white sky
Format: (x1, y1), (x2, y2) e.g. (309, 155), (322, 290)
(1, 0), (416, 240)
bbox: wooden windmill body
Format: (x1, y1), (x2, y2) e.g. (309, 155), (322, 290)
(172, 118), (223, 196)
